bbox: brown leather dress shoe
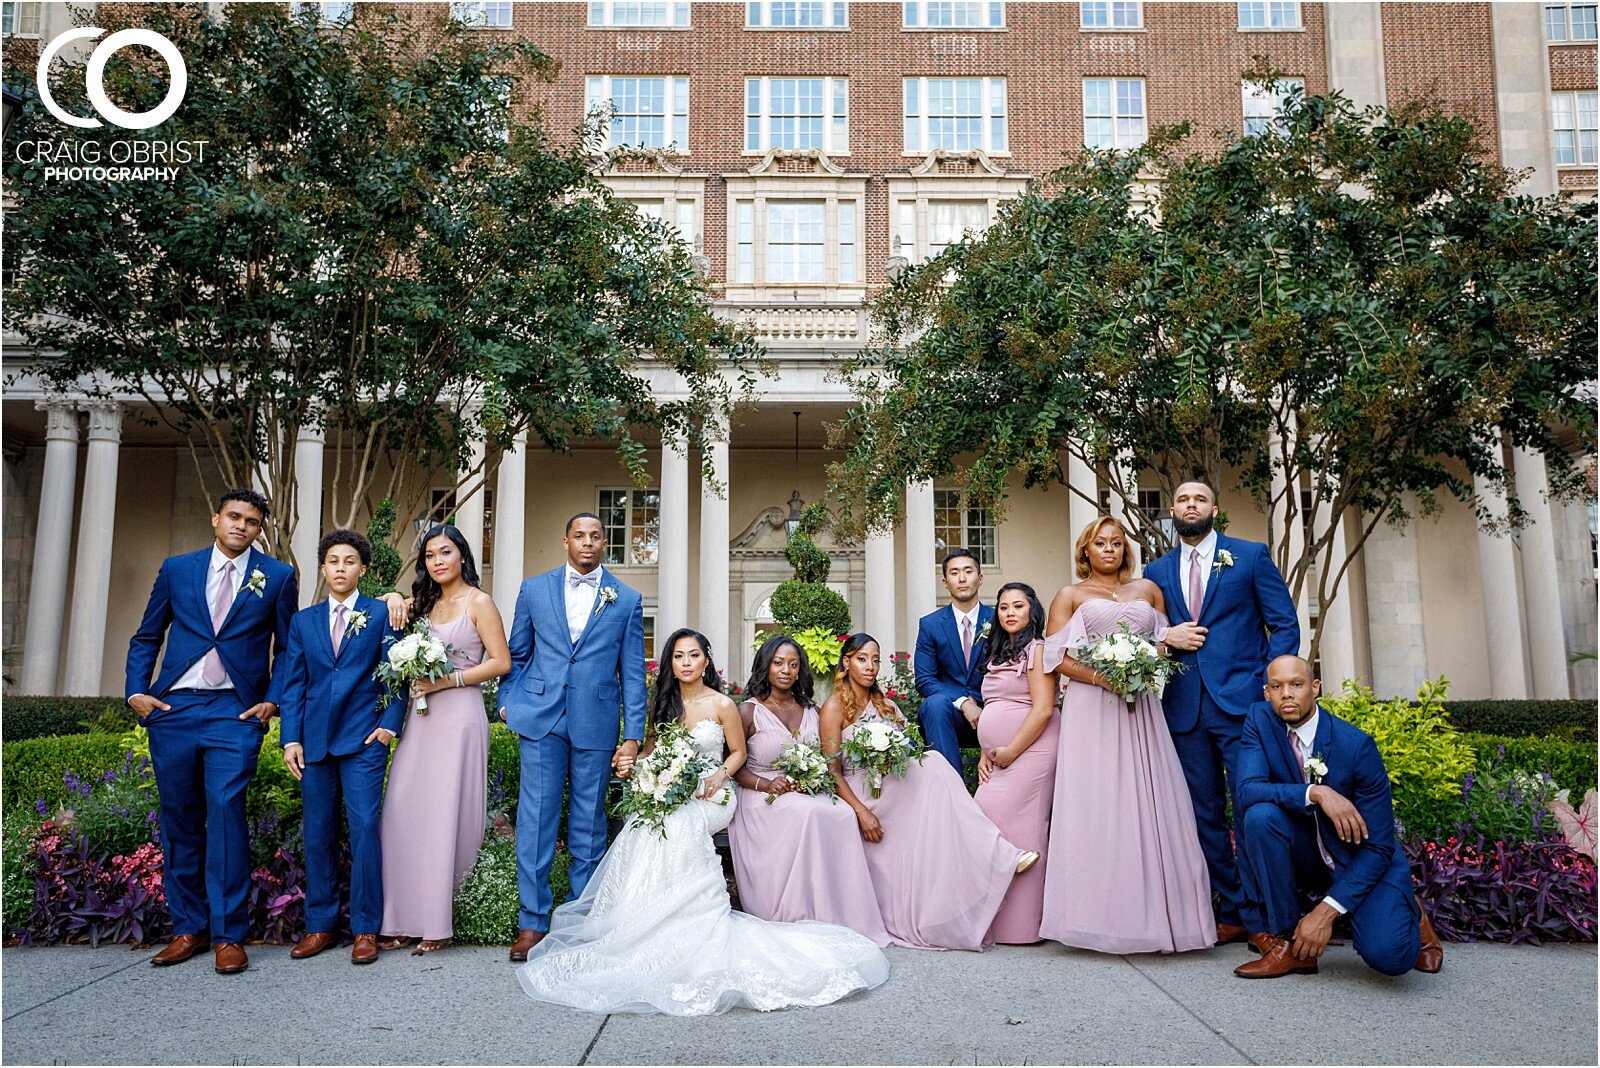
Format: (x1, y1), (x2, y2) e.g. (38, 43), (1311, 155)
(351, 934), (379, 965)
(214, 943), (249, 974)
(290, 931), (336, 959)
(509, 929), (545, 962)
(1247, 931), (1274, 955)
(1234, 936), (1319, 979)
(1415, 899), (1443, 974)
(1215, 923), (1249, 946)
(150, 934), (210, 966)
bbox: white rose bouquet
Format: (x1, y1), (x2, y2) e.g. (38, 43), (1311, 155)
(840, 716), (926, 798)
(611, 721), (727, 837)
(766, 741), (836, 805)
(373, 619), (454, 714)
(1071, 622), (1184, 714)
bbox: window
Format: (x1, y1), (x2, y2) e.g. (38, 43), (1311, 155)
(1238, 0), (1299, 29)
(452, 1), (512, 27)
(1083, 78), (1146, 150)
(748, 1), (847, 27)
(588, 1), (690, 27)
(934, 489), (996, 567)
(1553, 91), (1599, 166)
(903, 1), (1003, 28)
(731, 195), (862, 285)
(1, 2), (41, 35)
(586, 76), (688, 150)
(897, 200), (988, 262)
(292, 1), (353, 21)
(735, 201), (755, 282)
(903, 77), (1008, 153)
(598, 488), (660, 565)
(765, 201), (826, 282)
(1242, 78), (1303, 137)
(1080, 0), (1141, 28)
(745, 77), (849, 153)
(643, 614), (658, 660)
(624, 198), (697, 245)
(1547, 2), (1599, 41)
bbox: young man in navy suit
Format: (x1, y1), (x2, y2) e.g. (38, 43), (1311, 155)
(274, 530), (406, 965)
(1233, 655), (1442, 978)
(1144, 480), (1300, 944)
(913, 548), (994, 774)
(125, 489), (297, 974)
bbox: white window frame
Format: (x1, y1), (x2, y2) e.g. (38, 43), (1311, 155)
(588, 1), (691, 27)
(1546, 1), (1599, 41)
(1242, 78), (1303, 137)
(1083, 77), (1147, 151)
(747, 1), (848, 28)
(292, 1), (353, 22)
(726, 185), (868, 289)
(1237, 0), (1301, 30)
(586, 75), (689, 151)
(604, 174), (706, 256)
(896, 199), (990, 264)
(903, 1), (1004, 29)
(1, 1), (42, 36)
(934, 488), (997, 568)
(903, 77), (1008, 155)
(1080, 0), (1142, 30)
(598, 487), (662, 567)
(744, 77), (850, 154)
(1552, 91), (1599, 166)
(452, 1), (513, 28)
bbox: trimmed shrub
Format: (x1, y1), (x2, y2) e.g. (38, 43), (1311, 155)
(1463, 733), (1598, 797)
(2, 697), (134, 742)
(2, 734), (129, 816)
(453, 833), (570, 945)
(1444, 700), (1596, 742)
(769, 581), (851, 636)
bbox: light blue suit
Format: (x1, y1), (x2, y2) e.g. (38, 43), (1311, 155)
(502, 566), (647, 931)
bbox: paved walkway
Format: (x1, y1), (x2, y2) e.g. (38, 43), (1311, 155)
(2, 941), (1595, 1064)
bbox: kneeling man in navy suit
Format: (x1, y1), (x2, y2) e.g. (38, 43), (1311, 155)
(1234, 655), (1442, 979)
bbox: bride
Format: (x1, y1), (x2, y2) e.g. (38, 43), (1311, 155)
(516, 628), (890, 1016)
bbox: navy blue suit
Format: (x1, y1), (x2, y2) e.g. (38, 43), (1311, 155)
(1237, 703), (1422, 976)
(1144, 533), (1299, 932)
(273, 595), (405, 934)
(501, 566), (647, 931)
(913, 603), (994, 771)
(124, 546), (296, 944)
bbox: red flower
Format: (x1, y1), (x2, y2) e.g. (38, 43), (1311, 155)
(837, 635), (849, 642)
(886, 688), (898, 699)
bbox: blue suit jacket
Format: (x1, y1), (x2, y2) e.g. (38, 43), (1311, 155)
(124, 547), (297, 710)
(272, 595), (406, 762)
(1237, 703), (1418, 920)
(1144, 534), (1299, 731)
(913, 603), (995, 712)
(501, 566), (648, 751)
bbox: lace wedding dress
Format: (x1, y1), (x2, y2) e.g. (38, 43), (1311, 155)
(515, 717), (891, 1016)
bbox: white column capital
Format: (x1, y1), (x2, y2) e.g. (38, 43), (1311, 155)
(81, 401), (123, 443)
(35, 398), (81, 441)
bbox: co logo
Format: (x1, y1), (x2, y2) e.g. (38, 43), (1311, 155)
(36, 27), (187, 130)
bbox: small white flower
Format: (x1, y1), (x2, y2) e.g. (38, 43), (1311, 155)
(1304, 755), (1328, 784)
(346, 610), (370, 635)
(246, 567), (267, 597)
(1213, 549), (1235, 573)
(978, 620), (992, 641)
(594, 585), (619, 618)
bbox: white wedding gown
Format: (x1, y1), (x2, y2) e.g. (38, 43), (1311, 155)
(516, 718), (891, 1016)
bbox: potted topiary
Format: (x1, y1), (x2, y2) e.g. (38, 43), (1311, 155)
(767, 502), (851, 702)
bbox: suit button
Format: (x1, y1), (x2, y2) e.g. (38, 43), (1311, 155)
(569, 656), (577, 664)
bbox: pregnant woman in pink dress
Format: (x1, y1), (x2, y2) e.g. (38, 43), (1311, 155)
(378, 525), (510, 953)
(974, 583), (1060, 944)
(820, 633), (1038, 951)
(1039, 516), (1215, 954)
(729, 635), (891, 945)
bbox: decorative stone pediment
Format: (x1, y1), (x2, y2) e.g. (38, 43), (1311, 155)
(731, 495), (861, 558)
(746, 147), (846, 176)
(598, 147), (687, 175)
(908, 148), (1008, 176)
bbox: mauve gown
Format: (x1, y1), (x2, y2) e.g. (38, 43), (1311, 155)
(975, 639), (1059, 944)
(728, 701), (892, 947)
(842, 703), (1023, 951)
(1039, 598), (1216, 954)
(379, 613), (489, 940)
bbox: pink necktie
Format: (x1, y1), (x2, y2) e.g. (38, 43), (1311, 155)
(1292, 730), (1335, 868)
(1188, 548), (1204, 619)
(331, 603), (348, 657)
(201, 560), (235, 687)
(961, 616), (973, 663)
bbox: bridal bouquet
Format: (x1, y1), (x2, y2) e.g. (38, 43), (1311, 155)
(766, 741), (836, 805)
(840, 717), (926, 798)
(612, 722), (727, 837)
(374, 619), (454, 714)
(1071, 623), (1184, 714)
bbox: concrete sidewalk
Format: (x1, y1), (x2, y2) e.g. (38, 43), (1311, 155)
(2, 940), (1595, 1065)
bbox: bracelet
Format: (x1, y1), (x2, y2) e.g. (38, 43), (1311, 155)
(454, 669), (464, 689)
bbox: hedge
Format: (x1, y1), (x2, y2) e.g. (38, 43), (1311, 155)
(1463, 732), (1598, 796)
(2, 698), (135, 742)
(1445, 700), (1596, 742)
(2, 733), (130, 815)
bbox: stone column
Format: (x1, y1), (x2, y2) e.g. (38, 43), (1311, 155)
(1490, 3), (1557, 196)
(904, 479), (936, 626)
(1269, 429), (1310, 640)
(1512, 447), (1571, 698)
(658, 438), (690, 638)
(697, 426), (730, 662)
(454, 435), (487, 565)
(1474, 472), (1531, 699)
(291, 421), (325, 607)
(491, 430), (528, 621)
(1108, 453), (1142, 576)
(20, 400), (81, 695)
(1066, 452), (1099, 546)
(1313, 501), (1358, 687)
(1363, 496), (1429, 698)
(1324, 2), (1386, 110)
(63, 402), (124, 696)
(865, 524), (898, 657)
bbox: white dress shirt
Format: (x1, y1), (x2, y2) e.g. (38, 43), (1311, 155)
(1179, 529), (1218, 618)
(1292, 709), (1346, 914)
(328, 589), (360, 645)
(950, 603), (982, 711)
(171, 545), (251, 692)
(564, 564), (602, 645)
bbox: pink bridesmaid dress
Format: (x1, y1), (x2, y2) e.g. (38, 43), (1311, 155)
(975, 639), (1059, 944)
(842, 703), (1024, 951)
(1039, 598), (1215, 953)
(379, 613), (489, 941)
(729, 701), (892, 946)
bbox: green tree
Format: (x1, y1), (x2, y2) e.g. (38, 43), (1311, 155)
(829, 79), (1596, 660)
(3, 3), (760, 571)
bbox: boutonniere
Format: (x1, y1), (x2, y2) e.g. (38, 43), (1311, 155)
(246, 567), (267, 597)
(1213, 549), (1235, 574)
(977, 620), (992, 641)
(593, 586), (618, 618)
(1304, 753), (1329, 784)
(346, 610), (370, 636)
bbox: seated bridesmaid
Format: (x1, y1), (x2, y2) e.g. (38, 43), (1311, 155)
(729, 635), (891, 946)
(974, 582), (1060, 944)
(819, 632), (1039, 952)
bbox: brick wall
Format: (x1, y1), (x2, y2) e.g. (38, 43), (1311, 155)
(1380, 2), (1501, 160)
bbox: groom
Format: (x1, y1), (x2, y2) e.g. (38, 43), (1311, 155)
(502, 513), (648, 961)
(1145, 479), (1299, 946)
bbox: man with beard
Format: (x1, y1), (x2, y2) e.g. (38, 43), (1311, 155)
(1144, 480), (1300, 952)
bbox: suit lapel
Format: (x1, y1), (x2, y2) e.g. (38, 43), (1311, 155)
(313, 598), (336, 662)
(189, 551), (214, 632)
(1312, 704), (1334, 767)
(1154, 549), (1190, 624)
(941, 606), (962, 675)
(546, 569), (574, 650)
(572, 569), (614, 657)
(217, 548), (257, 635)
(1197, 536), (1230, 626)
(969, 603), (994, 670)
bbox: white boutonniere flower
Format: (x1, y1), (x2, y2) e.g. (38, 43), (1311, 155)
(1305, 754), (1329, 784)
(1213, 549), (1235, 574)
(246, 567), (268, 597)
(347, 610), (370, 636)
(978, 620), (992, 641)
(594, 586), (618, 617)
